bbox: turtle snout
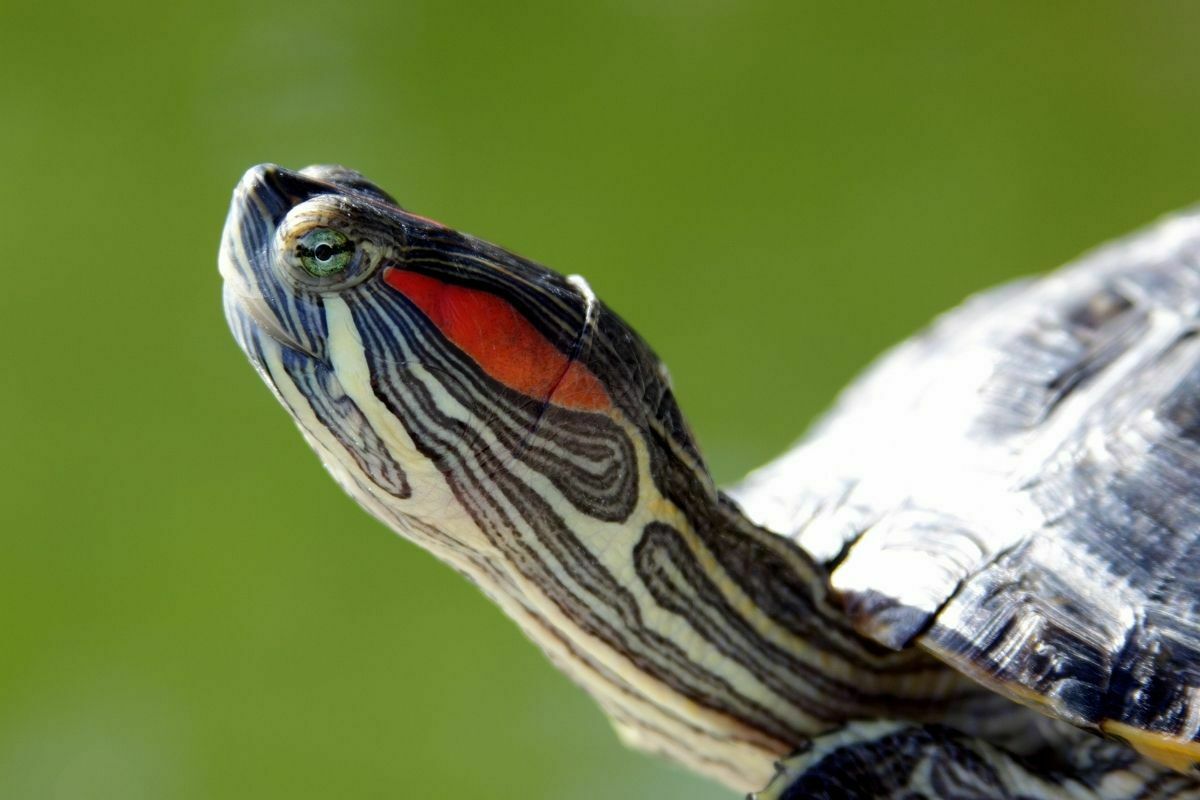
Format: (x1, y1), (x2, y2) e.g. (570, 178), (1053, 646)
(234, 164), (331, 228)
(218, 165), (331, 362)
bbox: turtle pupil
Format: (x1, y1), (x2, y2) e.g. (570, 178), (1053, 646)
(295, 228), (352, 278)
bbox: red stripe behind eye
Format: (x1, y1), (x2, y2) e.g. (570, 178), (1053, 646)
(382, 268), (611, 411)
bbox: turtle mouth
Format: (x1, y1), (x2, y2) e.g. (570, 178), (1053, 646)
(222, 281), (315, 362)
(221, 282), (310, 371)
(219, 164), (329, 360)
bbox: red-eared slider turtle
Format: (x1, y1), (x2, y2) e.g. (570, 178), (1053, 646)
(219, 164), (1200, 799)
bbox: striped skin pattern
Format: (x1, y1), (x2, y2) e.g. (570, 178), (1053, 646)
(221, 165), (1200, 798)
(220, 164), (1002, 793)
(756, 722), (1200, 800)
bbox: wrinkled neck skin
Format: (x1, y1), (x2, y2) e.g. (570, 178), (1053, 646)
(238, 302), (966, 790)
(223, 166), (981, 792)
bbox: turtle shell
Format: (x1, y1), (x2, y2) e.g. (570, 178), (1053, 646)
(732, 209), (1200, 772)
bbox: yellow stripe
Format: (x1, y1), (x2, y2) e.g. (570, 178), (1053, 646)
(1102, 721), (1200, 774)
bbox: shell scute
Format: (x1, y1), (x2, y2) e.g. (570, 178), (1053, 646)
(732, 209), (1200, 770)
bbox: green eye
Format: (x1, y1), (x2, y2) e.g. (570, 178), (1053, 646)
(297, 229), (353, 277)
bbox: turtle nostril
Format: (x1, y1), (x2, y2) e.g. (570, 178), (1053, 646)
(237, 164), (334, 226)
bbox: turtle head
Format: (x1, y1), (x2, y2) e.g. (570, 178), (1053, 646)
(219, 164), (947, 791)
(219, 164), (404, 366)
(220, 163), (706, 546)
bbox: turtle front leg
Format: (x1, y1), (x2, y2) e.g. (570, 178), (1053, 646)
(752, 721), (1200, 800)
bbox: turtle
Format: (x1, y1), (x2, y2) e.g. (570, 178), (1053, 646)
(219, 163), (1200, 800)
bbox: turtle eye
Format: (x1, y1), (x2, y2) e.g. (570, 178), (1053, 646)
(296, 228), (353, 277)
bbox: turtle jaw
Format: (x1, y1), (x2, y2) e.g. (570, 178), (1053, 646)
(221, 277), (318, 365)
(218, 164), (330, 362)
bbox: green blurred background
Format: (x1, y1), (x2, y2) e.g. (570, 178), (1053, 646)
(5, 3), (1200, 798)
